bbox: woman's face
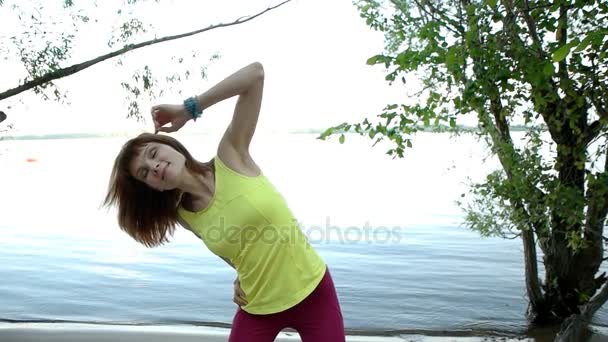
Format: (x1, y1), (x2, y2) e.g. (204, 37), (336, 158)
(129, 142), (186, 191)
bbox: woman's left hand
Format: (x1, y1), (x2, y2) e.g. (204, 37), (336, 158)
(233, 277), (248, 307)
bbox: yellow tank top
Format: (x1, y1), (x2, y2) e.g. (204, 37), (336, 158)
(177, 156), (327, 314)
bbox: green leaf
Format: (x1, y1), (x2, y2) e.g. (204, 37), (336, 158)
(318, 127), (334, 140)
(552, 46), (570, 62)
(553, 42), (577, 62)
(543, 62), (555, 76)
(396, 51), (410, 66)
(366, 55), (382, 65)
(386, 104), (398, 110)
(339, 134), (345, 144)
(486, 0), (497, 9)
(445, 48), (458, 71)
(574, 34), (594, 52)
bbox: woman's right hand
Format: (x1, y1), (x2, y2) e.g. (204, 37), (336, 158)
(151, 104), (191, 134)
(233, 277), (248, 307)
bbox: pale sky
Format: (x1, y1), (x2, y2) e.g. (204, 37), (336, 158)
(0, 0), (414, 136)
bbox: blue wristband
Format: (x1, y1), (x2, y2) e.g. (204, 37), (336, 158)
(184, 96), (202, 121)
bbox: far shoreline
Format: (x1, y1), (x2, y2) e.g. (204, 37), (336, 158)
(0, 125), (546, 142)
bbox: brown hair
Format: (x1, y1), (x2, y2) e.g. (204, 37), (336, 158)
(103, 133), (213, 247)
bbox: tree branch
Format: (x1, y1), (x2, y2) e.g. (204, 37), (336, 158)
(500, 0), (565, 144)
(586, 145), (608, 238)
(585, 119), (607, 146)
(515, 0), (547, 59)
(556, 2), (570, 84)
(408, 0), (463, 35)
(0, 0), (292, 102)
(591, 99), (608, 121)
(585, 55), (608, 145)
(582, 277), (608, 321)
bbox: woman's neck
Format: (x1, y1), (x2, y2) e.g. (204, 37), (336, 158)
(179, 168), (215, 204)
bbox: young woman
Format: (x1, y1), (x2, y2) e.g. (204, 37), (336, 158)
(104, 62), (345, 342)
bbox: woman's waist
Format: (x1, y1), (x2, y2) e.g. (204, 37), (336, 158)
(237, 258), (327, 311)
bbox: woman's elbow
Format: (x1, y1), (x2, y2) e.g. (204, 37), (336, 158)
(251, 62), (264, 81)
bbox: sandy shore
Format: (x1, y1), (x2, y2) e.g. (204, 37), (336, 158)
(1, 322), (608, 342)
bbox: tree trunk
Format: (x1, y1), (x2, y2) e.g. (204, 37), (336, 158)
(522, 223), (545, 322)
(533, 133), (593, 325)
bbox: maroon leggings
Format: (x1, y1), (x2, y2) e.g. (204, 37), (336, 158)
(228, 267), (345, 342)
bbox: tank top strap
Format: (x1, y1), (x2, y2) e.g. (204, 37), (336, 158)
(213, 155), (266, 200)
